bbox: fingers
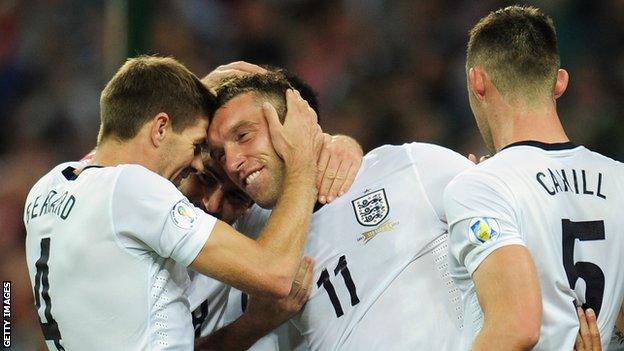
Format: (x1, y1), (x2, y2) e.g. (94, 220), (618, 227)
(468, 153), (478, 164)
(215, 61), (268, 75)
(576, 307), (589, 350)
(318, 156), (342, 204)
(585, 308), (601, 351)
(316, 143), (331, 189)
(262, 101), (283, 145)
(292, 256), (314, 305)
(338, 161), (359, 197)
(327, 159), (350, 202)
(576, 307), (602, 351)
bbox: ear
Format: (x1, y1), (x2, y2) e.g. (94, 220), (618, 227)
(554, 69), (569, 99)
(149, 113), (170, 147)
(468, 67), (487, 102)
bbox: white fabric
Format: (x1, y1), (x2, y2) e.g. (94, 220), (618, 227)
(188, 143), (471, 350)
(24, 163), (216, 350)
(444, 143), (624, 350)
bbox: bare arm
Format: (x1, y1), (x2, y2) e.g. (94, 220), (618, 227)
(195, 257), (313, 350)
(191, 90), (322, 298)
(471, 245), (542, 351)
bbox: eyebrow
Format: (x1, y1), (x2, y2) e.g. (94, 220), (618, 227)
(226, 120), (258, 140)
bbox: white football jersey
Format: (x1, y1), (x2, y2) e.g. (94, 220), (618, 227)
(444, 141), (624, 350)
(24, 162), (216, 350)
(189, 143), (472, 350)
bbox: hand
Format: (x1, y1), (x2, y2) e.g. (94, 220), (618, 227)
(202, 61), (268, 94)
(245, 256), (314, 330)
(263, 89), (323, 177)
(468, 153), (491, 164)
(574, 307), (601, 351)
(316, 134), (363, 204)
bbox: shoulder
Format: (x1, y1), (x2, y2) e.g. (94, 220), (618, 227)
(364, 142), (472, 170)
(116, 164), (178, 192)
(27, 161), (82, 194)
(113, 164), (183, 206)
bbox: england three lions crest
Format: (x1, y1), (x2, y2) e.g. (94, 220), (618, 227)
(351, 189), (389, 226)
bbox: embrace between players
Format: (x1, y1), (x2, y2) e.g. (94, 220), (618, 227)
(24, 5), (624, 351)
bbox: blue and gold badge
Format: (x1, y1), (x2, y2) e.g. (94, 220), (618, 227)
(468, 217), (500, 244)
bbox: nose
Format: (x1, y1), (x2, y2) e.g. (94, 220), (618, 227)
(225, 150), (245, 180)
(191, 152), (205, 174)
(203, 187), (224, 217)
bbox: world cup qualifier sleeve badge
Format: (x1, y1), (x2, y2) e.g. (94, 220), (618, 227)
(351, 189), (389, 226)
(467, 217), (501, 244)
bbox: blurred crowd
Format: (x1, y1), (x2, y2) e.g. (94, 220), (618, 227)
(1, 0), (623, 348)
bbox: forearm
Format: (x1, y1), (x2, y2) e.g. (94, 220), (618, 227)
(471, 246), (542, 351)
(256, 167), (317, 289)
(195, 313), (274, 351)
(472, 320), (538, 351)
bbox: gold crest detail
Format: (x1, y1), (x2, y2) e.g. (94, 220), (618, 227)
(358, 220), (398, 244)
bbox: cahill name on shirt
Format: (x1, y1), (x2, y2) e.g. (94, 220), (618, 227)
(535, 168), (606, 199)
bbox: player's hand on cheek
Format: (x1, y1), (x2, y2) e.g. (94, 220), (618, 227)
(246, 256), (314, 329)
(203, 61), (268, 94)
(574, 307), (602, 351)
(263, 90), (323, 173)
(317, 134), (363, 204)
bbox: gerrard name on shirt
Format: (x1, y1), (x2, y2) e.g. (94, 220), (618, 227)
(25, 190), (77, 224)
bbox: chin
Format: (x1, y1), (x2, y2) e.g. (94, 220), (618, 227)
(254, 195), (277, 210)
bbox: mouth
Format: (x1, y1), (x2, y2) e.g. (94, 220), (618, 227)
(241, 167), (264, 188)
(244, 170), (261, 186)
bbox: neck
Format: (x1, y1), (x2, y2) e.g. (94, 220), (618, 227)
(91, 137), (158, 172)
(490, 98), (569, 152)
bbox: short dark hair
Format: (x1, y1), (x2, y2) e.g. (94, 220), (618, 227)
(215, 68), (321, 124)
(467, 6), (560, 100)
(98, 56), (215, 143)
(262, 66), (320, 116)
(215, 72), (294, 123)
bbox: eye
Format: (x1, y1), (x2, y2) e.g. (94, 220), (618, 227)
(194, 143), (207, 156)
(236, 131), (251, 142)
(210, 149), (225, 165)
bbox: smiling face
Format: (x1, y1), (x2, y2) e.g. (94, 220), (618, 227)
(161, 115), (210, 187)
(208, 92), (285, 209)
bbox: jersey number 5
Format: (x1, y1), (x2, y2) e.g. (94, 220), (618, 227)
(33, 238), (65, 350)
(561, 219), (605, 316)
(317, 255), (360, 318)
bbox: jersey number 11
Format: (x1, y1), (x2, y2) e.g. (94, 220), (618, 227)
(317, 255), (360, 318)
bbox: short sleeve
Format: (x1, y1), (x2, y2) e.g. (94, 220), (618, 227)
(443, 170), (526, 275)
(112, 165), (217, 266)
(405, 143), (474, 222)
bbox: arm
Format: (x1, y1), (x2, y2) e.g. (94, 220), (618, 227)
(195, 256), (313, 350)
(471, 245), (542, 350)
(316, 133), (363, 203)
(191, 90), (323, 298)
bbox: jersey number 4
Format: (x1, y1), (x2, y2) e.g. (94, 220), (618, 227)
(33, 238), (65, 350)
(561, 219), (605, 316)
(317, 255), (360, 318)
